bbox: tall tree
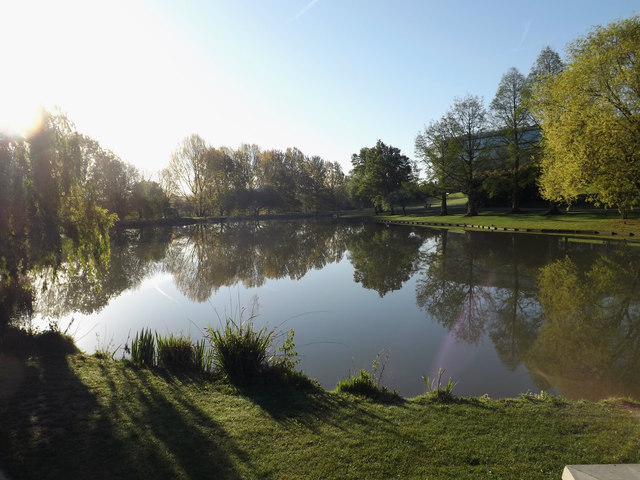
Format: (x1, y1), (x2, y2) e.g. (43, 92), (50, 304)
(415, 116), (458, 215)
(525, 46), (564, 214)
(349, 140), (414, 214)
(446, 95), (489, 216)
(163, 134), (211, 217)
(527, 46), (564, 86)
(490, 67), (535, 213)
(528, 16), (640, 218)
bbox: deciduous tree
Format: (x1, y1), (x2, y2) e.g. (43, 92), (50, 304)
(529, 17), (640, 218)
(490, 67), (535, 213)
(349, 140), (415, 214)
(163, 134), (211, 217)
(446, 95), (489, 216)
(415, 117), (458, 215)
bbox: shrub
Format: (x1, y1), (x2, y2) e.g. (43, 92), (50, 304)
(156, 333), (194, 371)
(131, 328), (155, 366)
(271, 329), (300, 372)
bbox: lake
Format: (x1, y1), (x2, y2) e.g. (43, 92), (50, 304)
(27, 219), (640, 400)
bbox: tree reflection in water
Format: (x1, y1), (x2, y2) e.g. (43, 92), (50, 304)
(529, 250), (640, 400)
(5, 219), (640, 400)
(346, 224), (424, 297)
(164, 221), (350, 302)
(415, 229), (640, 399)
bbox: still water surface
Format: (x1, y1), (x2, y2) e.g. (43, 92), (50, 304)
(31, 220), (640, 400)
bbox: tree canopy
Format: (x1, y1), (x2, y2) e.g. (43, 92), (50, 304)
(348, 140), (415, 214)
(490, 67), (535, 213)
(529, 16), (640, 217)
(415, 117), (458, 215)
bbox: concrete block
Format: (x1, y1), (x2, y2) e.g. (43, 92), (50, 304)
(563, 464), (640, 480)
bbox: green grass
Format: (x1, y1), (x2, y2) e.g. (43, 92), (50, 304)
(378, 208), (640, 237)
(1, 353), (639, 479)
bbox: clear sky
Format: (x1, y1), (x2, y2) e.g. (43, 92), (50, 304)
(1, 0), (638, 176)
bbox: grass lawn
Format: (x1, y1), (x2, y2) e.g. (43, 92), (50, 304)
(1, 353), (639, 479)
(344, 194), (640, 237)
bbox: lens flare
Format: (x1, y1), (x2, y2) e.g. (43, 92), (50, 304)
(0, 96), (43, 138)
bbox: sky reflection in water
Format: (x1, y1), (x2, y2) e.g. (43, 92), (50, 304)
(28, 220), (640, 400)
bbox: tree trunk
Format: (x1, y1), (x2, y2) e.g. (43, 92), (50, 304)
(466, 192), (478, 216)
(544, 201), (561, 215)
(510, 159), (520, 213)
(440, 191), (448, 216)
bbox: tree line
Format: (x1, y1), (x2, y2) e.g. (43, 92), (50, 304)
(161, 135), (350, 217)
(0, 109), (165, 281)
(353, 16), (640, 218)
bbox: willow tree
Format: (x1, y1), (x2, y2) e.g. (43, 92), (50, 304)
(529, 16), (640, 218)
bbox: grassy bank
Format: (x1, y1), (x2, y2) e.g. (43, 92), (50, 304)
(1, 352), (639, 479)
(375, 208), (640, 238)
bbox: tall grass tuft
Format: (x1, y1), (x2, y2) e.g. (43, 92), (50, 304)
(336, 369), (380, 396)
(422, 367), (457, 402)
(193, 339), (213, 374)
(131, 328), (155, 366)
(336, 349), (397, 399)
(206, 310), (274, 381)
(156, 333), (194, 371)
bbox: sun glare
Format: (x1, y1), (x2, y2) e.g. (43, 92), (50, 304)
(0, 96), (43, 138)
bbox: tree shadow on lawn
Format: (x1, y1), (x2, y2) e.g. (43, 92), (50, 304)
(233, 371), (408, 434)
(0, 329), (245, 480)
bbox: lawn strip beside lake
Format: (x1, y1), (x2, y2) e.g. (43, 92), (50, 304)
(377, 210), (640, 238)
(1, 354), (639, 480)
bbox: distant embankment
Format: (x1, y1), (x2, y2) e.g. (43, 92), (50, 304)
(376, 218), (638, 239)
(114, 211), (339, 228)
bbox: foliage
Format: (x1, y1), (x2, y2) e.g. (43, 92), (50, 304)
(348, 140), (416, 214)
(272, 328), (300, 372)
(528, 16), (640, 218)
(444, 95), (490, 216)
(422, 367), (457, 402)
(489, 67), (536, 213)
(205, 308), (275, 381)
(131, 328), (155, 367)
(161, 140), (349, 218)
(156, 333), (195, 371)
(335, 348), (396, 399)
(415, 117), (459, 215)
(193, 339), (213, 374)
(335, 368), (381, 396)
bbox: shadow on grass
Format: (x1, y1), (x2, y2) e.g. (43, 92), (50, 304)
(0, 327), (245, 480)
(232, 369), (407, 437)
(232, 371), (348, 427)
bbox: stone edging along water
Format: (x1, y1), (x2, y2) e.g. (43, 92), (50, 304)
(376, 218), (638, 239)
